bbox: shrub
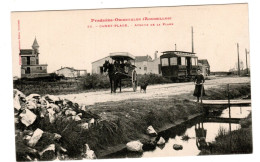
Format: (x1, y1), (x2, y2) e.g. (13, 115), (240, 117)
(138, 73), (172, 85)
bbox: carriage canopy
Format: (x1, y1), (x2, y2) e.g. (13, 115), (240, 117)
(109, 52), (135, 60)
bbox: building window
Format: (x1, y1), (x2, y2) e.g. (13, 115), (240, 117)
(100, 66), (103, 74)
(25, 67), (30, 74)
(27, 57), (30, 65)
(161, 58), (169, 66)
(144, 67), (147, 71)
(36, 59), (39, 64)
(170, 57), (177, 65)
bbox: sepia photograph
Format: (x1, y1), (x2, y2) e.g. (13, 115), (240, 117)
(9, 2), (253, 161)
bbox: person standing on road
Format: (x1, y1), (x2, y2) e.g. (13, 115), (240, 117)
(193, 69), (205, 102)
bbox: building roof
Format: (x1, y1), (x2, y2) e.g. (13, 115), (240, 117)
(32, 37), (39, 48)
(135, 55), (152, 62)
(198, 59), (210, 66)
(20, 49), (34, 55)
(91, 56), (111, 64)
(56, 67), (83, 72)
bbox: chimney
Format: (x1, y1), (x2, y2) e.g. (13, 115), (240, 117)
(154, 51), (158, 59)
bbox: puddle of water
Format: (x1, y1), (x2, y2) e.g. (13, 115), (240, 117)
(220, 106), (251, 118)
(107, 106), (251, 159)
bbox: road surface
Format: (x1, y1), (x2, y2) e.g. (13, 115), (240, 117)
(56, 76), (250, 106)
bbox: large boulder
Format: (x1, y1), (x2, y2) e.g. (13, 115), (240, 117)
(28, 128), (44, 147)
(126, 140), (143, 152)
(19, 109), (37, 127)
(173, 144), (183, 150)
(146, 125), (158, 137)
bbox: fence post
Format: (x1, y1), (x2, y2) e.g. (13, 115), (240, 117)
(227, 84), (232, 153)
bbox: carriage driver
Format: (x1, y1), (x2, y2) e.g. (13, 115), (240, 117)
(124, 59), (132, 74)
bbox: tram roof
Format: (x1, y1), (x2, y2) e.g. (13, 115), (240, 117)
(161, 51), (197, 58)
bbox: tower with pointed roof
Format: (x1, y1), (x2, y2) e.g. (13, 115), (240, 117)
(20, 37), (48, 78)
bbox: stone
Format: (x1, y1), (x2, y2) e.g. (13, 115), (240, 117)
(72, 115), (81, 121)
(28, 128), (44, 147)
(39, 97), (49, 108)
(13, 93), (21, 110)
(23, 135), (32, 142)
(47, 108), (56, 124)
(26, 94), (41, 101)
(13, 89), (26, 99)
(173, 144), (183, 150)
(126, 140), (143, 152)
(77, 113), (82, 117)
(88, 118), (95, 127)
(45, 95), (60, 103)
(146, 125), (157, 137)
(143, 137), (157, 151)
(79, 123), (89, 130)
(83, 144), (97, 159)
(26, 100), (37, 110)
(39, 144), (56, 161)
(157, 137), (166, 145)
(19, 109), (37, 127)
(65, 110), (77, 116)
(80, 105), (87, 111)
(53, 133), (62, 141)
(49, 103), (61, 113)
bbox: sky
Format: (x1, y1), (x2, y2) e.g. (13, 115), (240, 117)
(11, 3), (250, 77)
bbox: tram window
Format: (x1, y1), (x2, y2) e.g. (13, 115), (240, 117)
(170, 57), (177, 65)
(161, 58), (169, 66)
(181, 57), (186, 65)
(192, 58), (197, 65)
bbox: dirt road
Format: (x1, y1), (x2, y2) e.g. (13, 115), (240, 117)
(56, 76), (250, 106)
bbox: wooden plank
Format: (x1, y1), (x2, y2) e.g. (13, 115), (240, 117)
(191, 99), (251, 105)
(203, 117), (241, 124)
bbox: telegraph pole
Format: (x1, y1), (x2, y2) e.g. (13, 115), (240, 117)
(237, 43), (240, 76)
(192, 26), (194, 53)
(245, 48), (249, 75)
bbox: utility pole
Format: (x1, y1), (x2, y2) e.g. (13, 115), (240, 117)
(192, 26), (194, 53)
(237, 43), (240, 76)
(245, 48), (249, 75)
(175, 44), (177, 51)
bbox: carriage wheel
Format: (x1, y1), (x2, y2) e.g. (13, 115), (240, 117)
(132, 70), (138, 92)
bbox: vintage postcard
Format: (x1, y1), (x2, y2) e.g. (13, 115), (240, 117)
(11, 3), (252, 161)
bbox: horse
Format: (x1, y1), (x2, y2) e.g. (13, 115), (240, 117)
(103, 60), (122, 93)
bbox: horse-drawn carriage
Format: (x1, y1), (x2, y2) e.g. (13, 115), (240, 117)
(103, 52), (138, 93)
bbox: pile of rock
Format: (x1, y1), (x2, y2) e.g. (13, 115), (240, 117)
(126, 125), (167, 153)
(13, 89), (97, 161)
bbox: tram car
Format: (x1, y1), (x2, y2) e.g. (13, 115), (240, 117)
(160, 51), (198, 81)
